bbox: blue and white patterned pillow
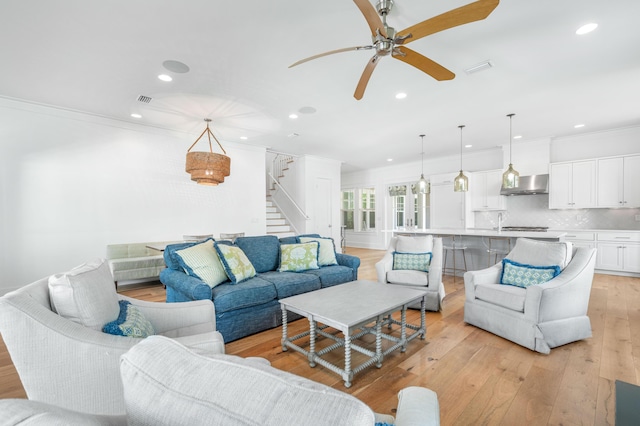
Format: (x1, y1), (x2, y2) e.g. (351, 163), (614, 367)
(500, 258), (561, 288)
(392, 252), (432, 272)
(103, 300), (155, 338)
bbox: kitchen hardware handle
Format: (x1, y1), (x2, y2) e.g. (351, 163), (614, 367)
(614, 237), (631, 239)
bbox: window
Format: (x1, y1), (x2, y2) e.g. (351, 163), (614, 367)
(341, 190), (354, 230)
(341, 188), (375, 232)
(361, 188), (375, 231)
(389, 185), (406, 228)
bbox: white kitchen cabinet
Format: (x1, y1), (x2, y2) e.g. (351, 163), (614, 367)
(563, 231), (596, 251)
(596, 232), (640, 273)
(471, 170), (506, 211)
(597, 155), (640, 208)
(549, 160), (596, 209)
(429, 173), (473, 229)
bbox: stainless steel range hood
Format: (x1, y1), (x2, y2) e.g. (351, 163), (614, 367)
(500, 174), (549, 196)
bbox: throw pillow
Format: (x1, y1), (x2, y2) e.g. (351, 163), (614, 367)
(392, 252), (432, 272)
(175, 239), (228, 288)
(214, 243), (257, 284)
(103, 300), (155, 338)
(299, 236), (338, 266)
(48, 258), (120, 331)
(500, 258), (561, 288)
(279, 242), (320, 272)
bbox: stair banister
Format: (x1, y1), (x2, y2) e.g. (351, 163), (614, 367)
(267, 172), (309, 220)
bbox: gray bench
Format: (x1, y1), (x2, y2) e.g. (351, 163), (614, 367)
(107, 241), (177, 288)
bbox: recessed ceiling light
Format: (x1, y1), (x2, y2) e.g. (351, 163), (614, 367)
(574, 124), (585, 128)
(158, 74), (172, 82)
(387, 158), (393, 162)
(514, 135), (523, 139)
(576, 23), (598, 35)
(287, 133), (299, 138)
(130, 113), (142, 119)
(289, 114), (298, 119)
(465, 144), (472, 148)
(395, 93), (407, 99)
(240, 136), (248, 140)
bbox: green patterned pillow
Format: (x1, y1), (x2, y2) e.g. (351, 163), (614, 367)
(214, 243), (257, 284)
(103, 300), (155, 338)
(299, 237), (338, 266)
(392, 252), (432, 272)
(175, 239), (228, 288)
(279, 242), (320, 272)
(500, 258), (561, 288)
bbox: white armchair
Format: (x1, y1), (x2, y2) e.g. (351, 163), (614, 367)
(376, 235), (445, 311)
(0, 259), (225, 415)
(464, 238), (597, 354)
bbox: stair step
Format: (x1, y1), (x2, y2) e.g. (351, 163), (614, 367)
(267, 212), (281, 219)
(266, 225), (291, 233)
(267, 218), (286, 226)
(266, 206), (277, 213)
(267, 231), (296, 238)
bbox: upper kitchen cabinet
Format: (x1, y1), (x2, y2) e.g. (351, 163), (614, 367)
(471, 170), (506, 211)
(549, 160), (597, 209)
(597, 154), (640, 208)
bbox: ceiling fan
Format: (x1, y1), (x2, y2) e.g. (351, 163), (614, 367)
(289, 0), (500, 100)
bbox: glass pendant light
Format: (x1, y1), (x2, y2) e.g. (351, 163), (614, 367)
(454, 125), (469, 192)
(502, 113), (520, 189)
(416, 134), (429, 194)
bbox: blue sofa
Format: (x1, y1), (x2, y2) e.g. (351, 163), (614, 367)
(160, 234), (360, 342)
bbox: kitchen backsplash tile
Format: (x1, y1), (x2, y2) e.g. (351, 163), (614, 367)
(475, 194), (640, 230)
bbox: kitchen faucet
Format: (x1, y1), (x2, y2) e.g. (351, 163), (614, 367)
(498, 212), (503, 232)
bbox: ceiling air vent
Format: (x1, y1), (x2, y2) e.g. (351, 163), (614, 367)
(464, 60), (493, 75)
(137, 95), (152, 103)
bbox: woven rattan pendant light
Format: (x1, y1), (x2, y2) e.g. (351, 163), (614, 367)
(185, 118), (231, 186)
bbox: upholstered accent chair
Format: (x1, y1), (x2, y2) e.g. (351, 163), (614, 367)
(0, 336), (441, 425)
(0, 259), (225, 415)
(464, 238), (597, 354)
(376, 235), (445, 311)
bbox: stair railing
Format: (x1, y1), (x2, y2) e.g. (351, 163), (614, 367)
(267, 172), (309, 221)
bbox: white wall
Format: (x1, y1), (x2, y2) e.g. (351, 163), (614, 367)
(551, 126), (640, 163)
(0, 98), (266, 293)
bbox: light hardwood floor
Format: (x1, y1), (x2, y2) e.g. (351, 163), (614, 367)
(1, 247), (639, 425)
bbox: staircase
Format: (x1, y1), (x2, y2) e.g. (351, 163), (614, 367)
(266, 200), (295, 238)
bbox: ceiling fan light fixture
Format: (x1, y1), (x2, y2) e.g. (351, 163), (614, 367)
(502, 113), (520, 189)
(453, 125), (468, 192)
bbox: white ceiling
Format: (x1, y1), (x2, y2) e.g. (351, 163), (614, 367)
(1, 0), (639, 172)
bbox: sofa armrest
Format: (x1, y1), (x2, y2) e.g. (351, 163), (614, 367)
(335, 252), (361, 280)
(375, 252), (393, 283)
(463, 264), (502, 301)
(159, 269), (212, 301)
(119, 296), (217, 334)
(395, 386), (440, 426)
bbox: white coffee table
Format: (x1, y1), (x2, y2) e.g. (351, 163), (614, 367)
(280, 280), (427, 387)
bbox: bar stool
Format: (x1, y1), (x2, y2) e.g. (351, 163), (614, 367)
(443, 235), (468, 283)
(484, 236), (511, 267)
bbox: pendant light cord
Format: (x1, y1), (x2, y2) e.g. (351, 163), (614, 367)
(420, 134), (425, 175)
(458, 125), (465, 170)
(507, 113), (515, 163)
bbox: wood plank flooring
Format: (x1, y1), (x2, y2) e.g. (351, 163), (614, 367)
(1, 247), (639, 425)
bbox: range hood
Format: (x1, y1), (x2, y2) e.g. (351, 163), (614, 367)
(500, 174), (549, 196)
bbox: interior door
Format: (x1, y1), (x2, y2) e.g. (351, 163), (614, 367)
(314, 178), (332, 237)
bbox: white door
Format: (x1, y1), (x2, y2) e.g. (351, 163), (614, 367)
(314, 178), (332, 238)
(431, 183), (464, 228)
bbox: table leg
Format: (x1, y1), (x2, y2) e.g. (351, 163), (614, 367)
(308, 318), (316, 367)
(375, 318), (383, 368)
(401, 306), (408, 352)
(281, 307), (288, 351)
(343, 332), (353, 388)
(420, 296), (427, 340)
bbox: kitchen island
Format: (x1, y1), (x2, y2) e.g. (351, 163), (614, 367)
(390, 228), (567, 273)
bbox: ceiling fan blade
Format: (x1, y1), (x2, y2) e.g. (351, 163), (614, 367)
(354, 55), (380, 100)
(289, 46), (373, 68)
(396, 0), (499, 44)
(353, 0), (388, 38)
(393, 46), (455, 81)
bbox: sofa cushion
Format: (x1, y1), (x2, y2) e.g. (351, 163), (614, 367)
(506, 238), (573, 270)
(303, 265), (355, 288)
(214, 243), (257, 284)
(48, 258), (120, 331)
(475, 283), (526, 312)
(103, 300), (155, 338)
(278, 242), (320, 272)
(120, 336), (376, 426)
(299, 236), (338, 266)
(500, 258), (561, 288)
(235, 235), (281, 273)
(386, 270), (429, 287)
(396, 235), (433, 253)
(174, 239), (228, 288)
(259, 271), (321, 298)
(393, 252), (432, 272)
(211, 276), (277, 314)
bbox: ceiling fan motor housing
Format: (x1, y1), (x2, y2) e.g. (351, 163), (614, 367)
(376, 0), (394, 16)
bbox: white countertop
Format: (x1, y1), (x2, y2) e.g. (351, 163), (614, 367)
(392, 228), (567, 240)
